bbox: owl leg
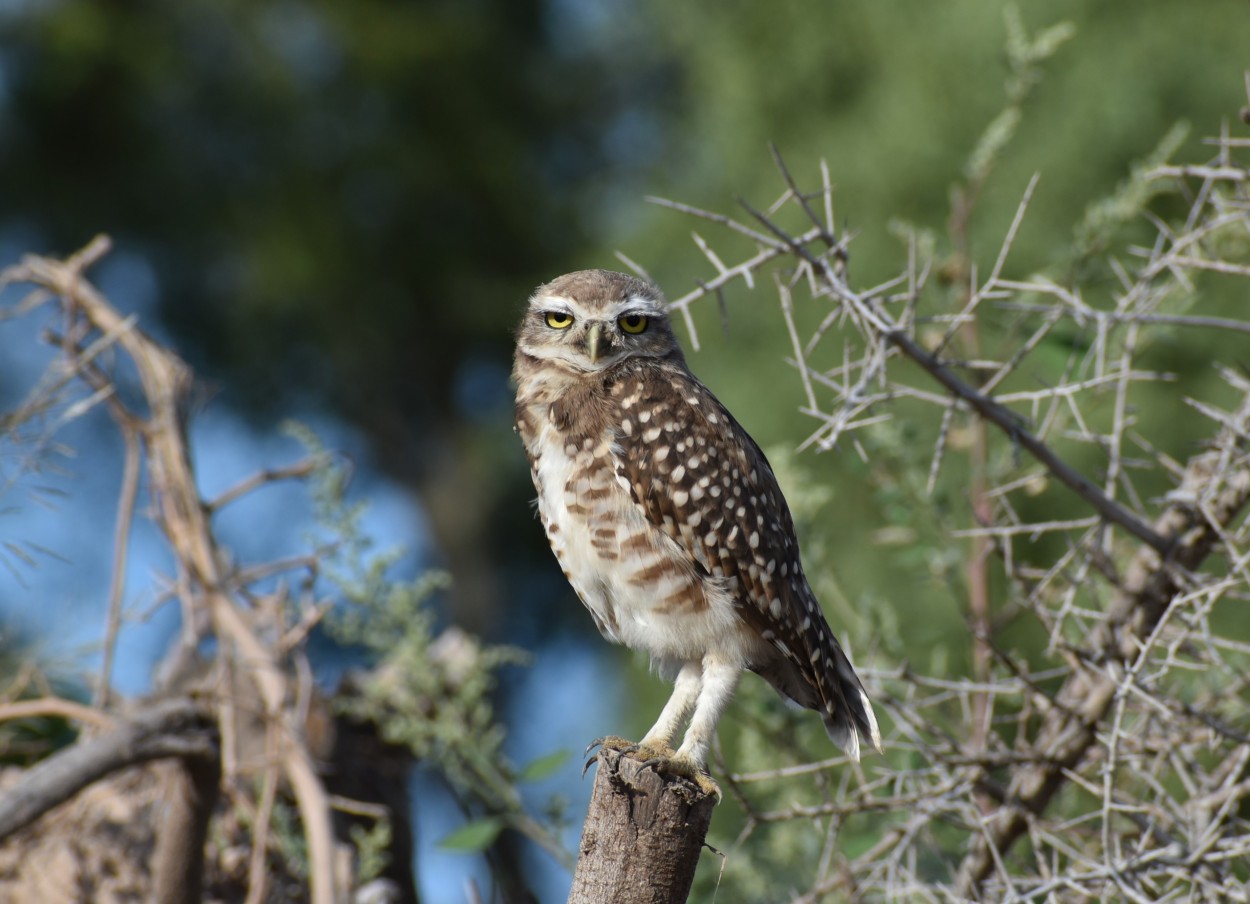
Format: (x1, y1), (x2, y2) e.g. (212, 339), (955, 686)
(631, 655), (738, 801)
(673, 654), (741, 774)
(638, 660), (702, 757)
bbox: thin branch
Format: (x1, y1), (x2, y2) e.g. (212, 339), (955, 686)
(96, 421), (142, 708)
(206, 458), (324, 513)
(733, 194), (1172, 553)
(0, 697), (116, 730)
(956, 391), (1250, 894)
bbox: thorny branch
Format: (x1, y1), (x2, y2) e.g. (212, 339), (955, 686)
(653, 118), (1250, 901)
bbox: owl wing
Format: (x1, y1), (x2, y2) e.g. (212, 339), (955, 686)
(606, 362), (880, 758)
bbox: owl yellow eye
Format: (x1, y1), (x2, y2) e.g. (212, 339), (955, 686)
(545, 311), (574, 329)
(618, 314), (649, 334)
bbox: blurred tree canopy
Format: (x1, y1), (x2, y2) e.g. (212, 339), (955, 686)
(1, 0), (1246, 646)
(1, 0), (670, 629)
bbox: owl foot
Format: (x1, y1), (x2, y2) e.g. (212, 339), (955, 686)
(637, 750), (722, 803)
(583, 735), (641, 776)
(584, 738), (720, 800)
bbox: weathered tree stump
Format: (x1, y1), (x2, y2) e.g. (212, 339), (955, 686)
(568, 748), (717, 904)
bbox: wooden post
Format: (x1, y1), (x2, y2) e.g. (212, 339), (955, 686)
(568, 748), (716, 904)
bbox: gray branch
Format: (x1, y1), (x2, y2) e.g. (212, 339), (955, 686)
(735, 196), (1173, 555)
(0, 698), (217, 840)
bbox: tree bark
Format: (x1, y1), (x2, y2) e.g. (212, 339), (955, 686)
(568, 748), (716, 904)
(150, 751), (222, 904)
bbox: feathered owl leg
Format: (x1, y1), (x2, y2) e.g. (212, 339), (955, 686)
(639, 660), (702, 757)
(634, 655), (740, 801)
(672, 654), (740, 773)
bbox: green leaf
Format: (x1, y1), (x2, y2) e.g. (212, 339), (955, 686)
(438, 817), (505, 853)
(518, 749), (571, 784)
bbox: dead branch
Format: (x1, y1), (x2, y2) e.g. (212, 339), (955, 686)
(2, 237), (341, 904)
(0, 697), (216, 839)
(736, 193), (1173, 555)
(0, 697), (117, 730)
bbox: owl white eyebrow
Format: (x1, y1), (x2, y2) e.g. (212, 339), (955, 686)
(534, 295), (575, 314)
(619, 296), (663, 315)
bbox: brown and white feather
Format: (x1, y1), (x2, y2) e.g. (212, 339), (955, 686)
(513, 269), (880, 765)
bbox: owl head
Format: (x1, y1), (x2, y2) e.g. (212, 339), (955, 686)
(516, 269), (683, 373)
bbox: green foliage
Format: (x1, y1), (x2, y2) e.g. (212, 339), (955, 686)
(268, 799), (311, 882)
(292, 421), (515, 783)
(965, 7), (1074, 185)
(517, 749), (571, 784)
(349, 818), (394, 883)
(1002, 6), (1076, 103)
(1074, 121), (1190, 259)
(437, 817), (505, 854)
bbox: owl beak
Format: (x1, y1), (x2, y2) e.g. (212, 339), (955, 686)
(586, 322), (603, 364)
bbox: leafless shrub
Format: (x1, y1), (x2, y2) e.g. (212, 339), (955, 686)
(0, 239), (561, 902)
(645, 110), (1250, 902)
(0, 238), (355, 902)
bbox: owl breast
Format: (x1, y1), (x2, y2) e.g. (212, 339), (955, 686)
(518, 385), (756, 668)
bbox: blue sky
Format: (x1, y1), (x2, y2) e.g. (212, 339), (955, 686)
(0, 241), (623, 900)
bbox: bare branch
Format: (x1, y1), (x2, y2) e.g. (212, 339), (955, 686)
(97, 423), (141, 708)
(0, 698), (216, 840)
(955, 390), (1250, 894)
(6, 243), (342, 904)
(0, 697), (115, 730)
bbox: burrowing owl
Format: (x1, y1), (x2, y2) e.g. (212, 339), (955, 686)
(513, 269), (879, 790)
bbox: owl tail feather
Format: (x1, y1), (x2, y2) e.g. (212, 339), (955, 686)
(822, 646), (882, 762)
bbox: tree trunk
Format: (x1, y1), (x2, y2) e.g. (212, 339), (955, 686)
(568, 748), (716, 904)
(150, 752), (221, 904)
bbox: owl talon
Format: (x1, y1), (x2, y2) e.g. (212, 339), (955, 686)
(694, 774), (723, 803)
(633, 741), (677, 761)
(638, 753), (722, 803)
(585, 735), (639, 757)
(584, 735), (643, 775)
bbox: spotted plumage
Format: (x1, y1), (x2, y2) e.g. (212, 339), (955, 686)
(513, 269), (880, 781)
